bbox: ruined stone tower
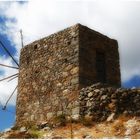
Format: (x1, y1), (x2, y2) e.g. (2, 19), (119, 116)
(16, 24), (121, 126)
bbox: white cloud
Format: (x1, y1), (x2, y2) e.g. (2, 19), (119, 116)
(3, 125), (13, 132)
(0, 0), (140, 106)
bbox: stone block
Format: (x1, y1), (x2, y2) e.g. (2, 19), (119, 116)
(72, 107), (80, 116)
(72, 114), (79, 120)
(30, 115), (34, 121)
(57, 111), (63, 116)
(47, 113), (53, 119)
(70, 67), (79, 75)
(71, 78), (78, 85)
(62, 89), (70, 94)
(62, 72), (69, 77)
(88, 92), (93, 98)
(107, 113), (115, 122)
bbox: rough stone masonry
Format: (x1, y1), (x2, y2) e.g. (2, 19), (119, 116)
(79, 83), (140, 122)
(16, 23), (121, 127)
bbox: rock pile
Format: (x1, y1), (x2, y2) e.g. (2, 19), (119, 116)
(79, 83), (140, 121)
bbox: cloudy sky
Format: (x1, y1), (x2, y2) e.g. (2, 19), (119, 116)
(0, 0), (140, 131)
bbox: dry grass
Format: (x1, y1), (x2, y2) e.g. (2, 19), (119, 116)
(48, 115), (140, 138)
(80, 116), (93, 127)
(111, 119), (126, 137)
(3, 114), (140, 139)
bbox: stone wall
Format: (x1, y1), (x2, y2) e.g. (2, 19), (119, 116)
(79, 26), (121, 88)
(79, 83), (140, 122)
(16, 24), (80, 126)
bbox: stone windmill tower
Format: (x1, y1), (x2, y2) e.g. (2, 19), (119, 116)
(16, 24), (121, 126)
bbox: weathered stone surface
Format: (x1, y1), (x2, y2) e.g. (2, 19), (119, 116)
(62, 89), (70, 94)
(47, 113), (53, 119)
(72, 107), (80, 115)
(17, 24), (80, 126)
(86, 100), (92, 107)
(57, 111), (63, 116)
(70, 67), (79, 75)
(82, 135), (93, 139)
(71, 78), (79, 85)
(19, 127), (26, 132)
(107, 113), (115, 122)
(101, 95), (107, 100)
(94, 89), (100, 93)
(88, 92), (93, 98)
(62, 72), (69, 77)
(72, 114), (79, 120)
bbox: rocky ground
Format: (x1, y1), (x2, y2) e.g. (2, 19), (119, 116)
(1, 115), (140, 139)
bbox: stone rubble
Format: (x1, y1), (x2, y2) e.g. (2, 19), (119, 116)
(79, 83), (140, 121)
(19, 127), (27, 133)
(124, 117), (140, 136)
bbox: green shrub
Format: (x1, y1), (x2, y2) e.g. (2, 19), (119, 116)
(23, 121), (38, 130)
(28, 130), (43, 138)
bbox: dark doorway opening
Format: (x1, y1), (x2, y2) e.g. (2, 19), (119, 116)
(96, 51), (106, 83)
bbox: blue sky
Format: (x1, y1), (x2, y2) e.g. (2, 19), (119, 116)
(0, 17), (17, 57)
(0, 15), (18, 131)
(0, 106), (15, 132)
(0, 0), (140, 132)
